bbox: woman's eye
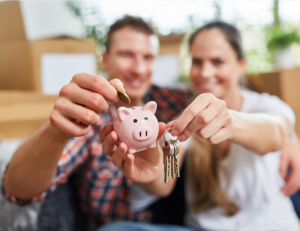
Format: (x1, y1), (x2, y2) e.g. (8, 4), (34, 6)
(192, 59), (202, 66)
(133, 119), (138, 123)
(144, 117), (148, 121)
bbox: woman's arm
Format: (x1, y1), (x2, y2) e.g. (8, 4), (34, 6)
(229, 110), (289, 155)
(168, 93), (290, 156)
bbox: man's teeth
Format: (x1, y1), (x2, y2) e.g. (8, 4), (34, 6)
(131, 80), (142, 86)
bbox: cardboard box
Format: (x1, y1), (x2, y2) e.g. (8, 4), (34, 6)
(0, 1), (84, 43)
(0, 38), (97, 92)
(0, 91), (58, 139)
(159, 34), (184, 56)
(294, 110), (300, 137)
(258, 69), (300, 110)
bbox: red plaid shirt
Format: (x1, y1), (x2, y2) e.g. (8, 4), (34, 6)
(1, 85), (193, 224)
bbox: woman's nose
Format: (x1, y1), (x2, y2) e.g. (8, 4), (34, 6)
(200, 62), (214, 79)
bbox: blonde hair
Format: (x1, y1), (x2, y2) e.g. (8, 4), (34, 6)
(186, 135), (239, 216)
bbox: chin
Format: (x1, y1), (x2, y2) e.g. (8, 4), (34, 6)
(127, 89), (147, 102)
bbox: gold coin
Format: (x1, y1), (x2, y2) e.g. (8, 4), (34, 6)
(118, 90), (131, 104)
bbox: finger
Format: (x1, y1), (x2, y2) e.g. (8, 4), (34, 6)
(71, 73), (119, 103)
(281, 171), (299, 196)
(100, 123), (113, 142)
(202, 122), (236, 144)
(61, 83), (109, 114)
(279, 153), (289, 180)
(111, 142), (128, 169)
(157, 122), (166, 140)
(102, 131), (119, 157)
(109, 78), (125, 93)
(55, 98), (99, 125)
(170, 94), (213, 137)
(50, 110), (90, 137)
(178, 106), (218, 142)
(166, 121), (176, 130)
(122, 154), (135, 179)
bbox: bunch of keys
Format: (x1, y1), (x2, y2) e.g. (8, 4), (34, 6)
(162, 128), (180, 184)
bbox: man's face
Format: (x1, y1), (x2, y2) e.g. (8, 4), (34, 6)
(102, 27), (155, 102)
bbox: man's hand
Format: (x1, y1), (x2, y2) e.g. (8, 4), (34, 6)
(100, 122), (166, 183)
(50, 74), (125, 140)
(280, 134), (300, 196)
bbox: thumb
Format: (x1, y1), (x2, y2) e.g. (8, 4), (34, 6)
(109, 78), (125, 92)
(279, 152), (289, 180)
(157, 122), (166, 141)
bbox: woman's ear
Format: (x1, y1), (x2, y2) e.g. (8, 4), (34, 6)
(237, 57), (246, 78)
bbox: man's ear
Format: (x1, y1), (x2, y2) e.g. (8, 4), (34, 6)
(102, 51), (109, 71)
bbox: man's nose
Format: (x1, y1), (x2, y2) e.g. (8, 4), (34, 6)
(132, 58), (147, 75)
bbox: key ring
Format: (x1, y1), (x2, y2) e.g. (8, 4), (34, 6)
(163, 127), (178, 143)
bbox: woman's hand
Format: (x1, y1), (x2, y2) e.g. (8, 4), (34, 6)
(167, 93), (236, 144)
(100, 122), (166, 183)
(280, 134), (300, 196)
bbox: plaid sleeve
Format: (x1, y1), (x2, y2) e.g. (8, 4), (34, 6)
(1, 119), (104, 206)
(144, 84), (193, 123)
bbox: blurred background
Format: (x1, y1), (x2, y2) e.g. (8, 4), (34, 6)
(0, 0), (300, 230)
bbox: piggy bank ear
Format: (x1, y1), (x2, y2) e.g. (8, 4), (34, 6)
(118, 107), (132, 122)
(142, 101), (157, 114)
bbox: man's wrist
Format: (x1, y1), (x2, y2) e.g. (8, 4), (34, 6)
(43, 121), (70, 144)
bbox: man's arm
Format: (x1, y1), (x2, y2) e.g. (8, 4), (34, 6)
(3, 74), (124, 200)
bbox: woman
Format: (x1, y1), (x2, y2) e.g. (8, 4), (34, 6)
(100, 21), (300, 231)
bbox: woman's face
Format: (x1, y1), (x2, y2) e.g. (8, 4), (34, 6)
(189, 28), (245, 100)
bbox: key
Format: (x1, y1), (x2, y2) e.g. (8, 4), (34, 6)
(167, 152), (171, 178)
(162, 127), (181, 183)
(174, 142), (180, 178)
(170, 141), (176, 179)
(170, 139), (180, 178)
(162, 141), (170, 184)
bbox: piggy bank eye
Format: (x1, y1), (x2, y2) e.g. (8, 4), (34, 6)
(133, 119), (138, 123)
(144, 117), (148, 121)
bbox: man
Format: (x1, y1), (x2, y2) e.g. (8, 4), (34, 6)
(2, 16), (191, 228)
(2, 15), (300, 229)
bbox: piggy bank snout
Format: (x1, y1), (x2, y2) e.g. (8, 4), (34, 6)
(133, 126), (153, 141)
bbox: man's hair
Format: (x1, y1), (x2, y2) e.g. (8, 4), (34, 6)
(105, 15), (155, 52)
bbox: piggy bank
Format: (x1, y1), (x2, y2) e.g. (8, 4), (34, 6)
(113, 101), (159, 154)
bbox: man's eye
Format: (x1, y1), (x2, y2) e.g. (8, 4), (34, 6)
(214, 59), (223, 65)
(133, 119), (138, 123)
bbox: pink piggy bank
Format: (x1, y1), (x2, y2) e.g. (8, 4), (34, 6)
(113, 101), (159, 154)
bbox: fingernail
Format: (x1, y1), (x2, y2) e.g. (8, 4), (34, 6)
(171, 129), (178, 136)
(116, 80), (124, 87)
(178, 134), (186, 142)
(118, 144), (124, 152)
